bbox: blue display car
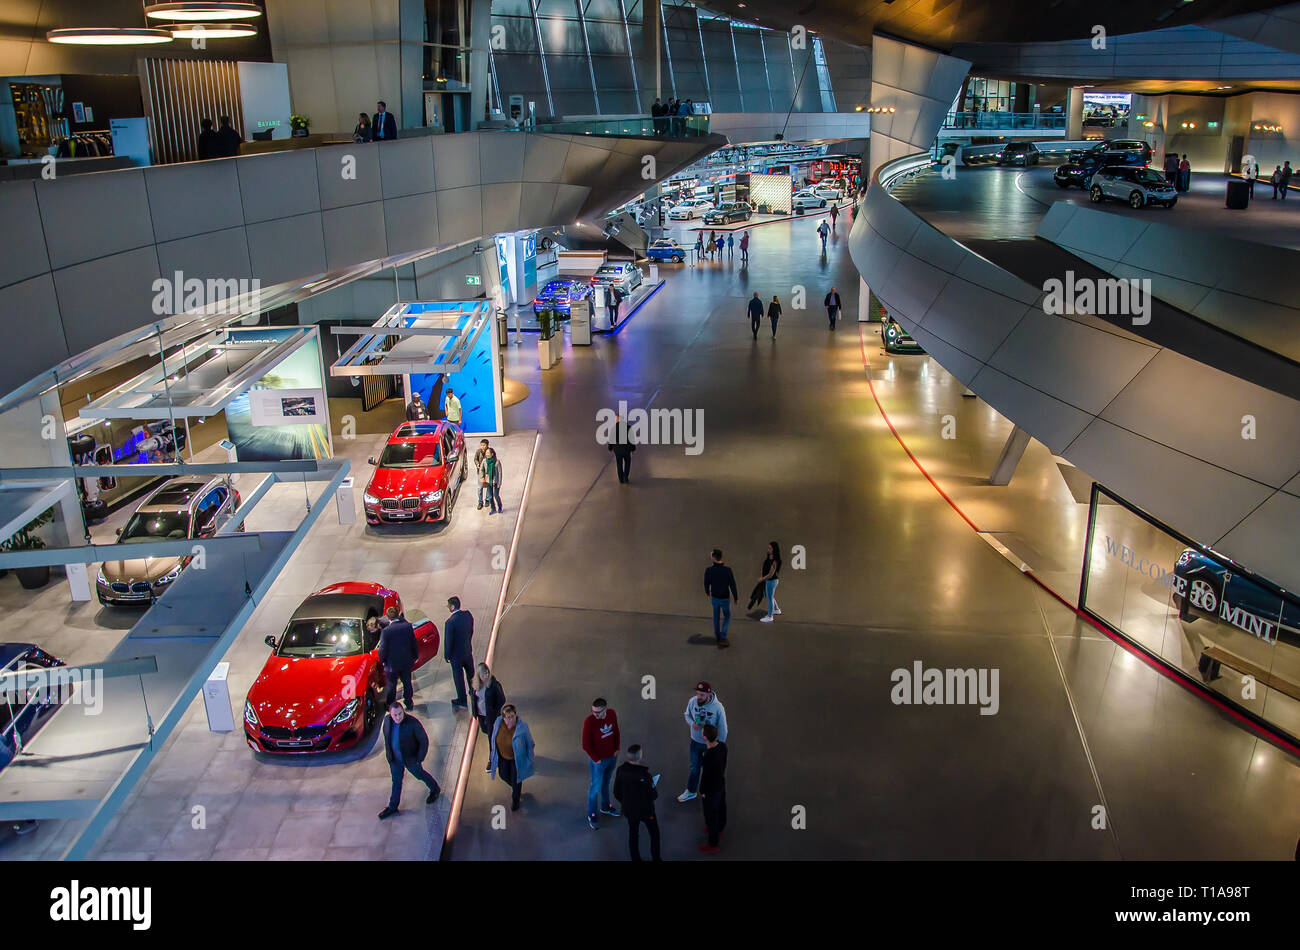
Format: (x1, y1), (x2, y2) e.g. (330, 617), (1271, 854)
(1173, 548), (1300, 647)
(0, 643), (66, 772)
(532, 278), (593, 314)
(645, 239), (687, 263)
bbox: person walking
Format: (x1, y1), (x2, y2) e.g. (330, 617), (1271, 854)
(677, 682), (728, 803)
(1271, 165), (1283, 198)
(472, 663), (506, 772)
(694, 232), (705, 261)
(613, 744), (661, 861)
(1281, 160), (1293, 200)
(714, 234), (724, 259)
(829, 202), (839, 229)
(443, 596), (474, 709)
(817, 218), (830, 251)
(582, 698), (621, 829)
(727, 233), (735, 258)
(739, 230), (749, 263)
(443, 387), (462, 427)
(378, 606), (418, 709)
(1243, 155), (1258, 198)
(378, 703), (440, 819)
(747, 292), (764, 341)
(489, 704), (535, 811)
(758, 540), (782, 622)
(704, 548), (738, 649)
(1178, 155), (1191, 193)
(482, 446), (503, 514)
(353, 112), (372, 143)
(405, 391), (428, 421)
(824, 286), (842, 331)
(1163, 151), (1179, 184)
(767, 295), (782, 340)
(697, 723), (728, 853)
(474, 439), (491, 509)
(373, 100), (397, 141)
(607, 413), (636, 484)
(197, 118), (220, 159)
(610, 285), (624, 325)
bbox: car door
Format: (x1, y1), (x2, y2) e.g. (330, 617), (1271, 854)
(414, 616), (440, 669)
(193, 489), (221, 537)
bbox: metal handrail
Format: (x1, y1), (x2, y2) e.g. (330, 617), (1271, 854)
(942, 111), (1067, 131)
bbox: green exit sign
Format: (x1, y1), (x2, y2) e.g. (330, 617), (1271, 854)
(466, 275), (482, 286)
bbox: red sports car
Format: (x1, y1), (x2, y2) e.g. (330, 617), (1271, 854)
(243, 582), (440, 754)
(362, 421), (467, 525)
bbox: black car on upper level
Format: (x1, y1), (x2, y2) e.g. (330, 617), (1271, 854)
(995, 142), (1041, 167)
(1067, 139), (1153, 167)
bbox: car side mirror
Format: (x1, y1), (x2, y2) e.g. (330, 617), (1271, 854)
(264, 635), (277, 649)
(115, 527), (122, 537)
(368, 457), (377, 465)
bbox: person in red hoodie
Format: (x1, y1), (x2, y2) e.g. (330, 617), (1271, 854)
(582, 698), (621, 829)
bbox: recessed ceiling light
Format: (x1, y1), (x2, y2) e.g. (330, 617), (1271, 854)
(46, 27), (174, 45)
(145, 2), (264, 21)
(166, 21), (257, 37)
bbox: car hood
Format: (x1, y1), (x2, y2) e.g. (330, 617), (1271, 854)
(101, 554), (183, 584)
(248, 653), (373, 726)
(366, 466), (445, 497)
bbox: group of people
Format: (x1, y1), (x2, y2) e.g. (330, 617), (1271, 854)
(651, 97), (696, 136)
(402, 392), (504, 513)
(404, 388), (460, 425)
(703, 542), (783, 647)
(695, 230), (738, 261)
(1162, 152), (1194, 192)
(352, 101), (399, 143)
(747, 292), (783, 339)
(581, 682), (730, 859)
(1266, 160), (1294, 199)
(196, 116), (243, 159)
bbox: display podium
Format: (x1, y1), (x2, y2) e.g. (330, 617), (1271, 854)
(203, 662), (235, 732)
(571, 298), (593, 345)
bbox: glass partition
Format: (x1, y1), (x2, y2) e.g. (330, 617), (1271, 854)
(1080, 483), (1300, 742)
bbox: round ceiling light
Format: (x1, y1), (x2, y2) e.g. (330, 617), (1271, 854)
(145, 3), (263, 20)
(46, 27), (175, 45)
(166, 21), (258, 38)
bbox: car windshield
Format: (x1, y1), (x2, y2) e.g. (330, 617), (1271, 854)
(378, 441), (442, 467)
(1005, 145), (1028, 153)
(120, 510), (190, 542)
(1134, 168), (1167, 184)
(276, 617), (363, 658)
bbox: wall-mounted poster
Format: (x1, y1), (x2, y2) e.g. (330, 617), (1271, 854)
(249, 388), (328, 426)
(224, 327), (333, 461)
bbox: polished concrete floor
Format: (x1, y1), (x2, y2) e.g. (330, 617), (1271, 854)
(450, 209), (1300, 860)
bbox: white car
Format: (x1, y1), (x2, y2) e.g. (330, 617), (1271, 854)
(812, 184), (844, 200)
(591, 262), (644, 295)
(1088, 166), (1178, 209)
(791, 191), (828, 211)
(667, 199), (714, 220)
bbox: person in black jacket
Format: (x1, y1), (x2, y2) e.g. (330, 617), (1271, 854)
(747, 292), (763, 340)
(405, 392), (428, 421)
(378, 606), (419, 709)
(767, 296), (782, 339)
(613, 744), (661, 861)
(824, 286), (842, 331)
(197, 118), (220, 160)
(215, 115), (242, 157)
(378, 703), (440, 819)
(698, 723), (727, 852)
(444, 596), (474, 709)
(373, 101), (398, 141)
(472, 662), (506, 772)
(607, 414), (636, 484)
(704, 548), (738, 649)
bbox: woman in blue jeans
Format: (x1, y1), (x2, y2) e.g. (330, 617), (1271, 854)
(758, 540), (781, 622)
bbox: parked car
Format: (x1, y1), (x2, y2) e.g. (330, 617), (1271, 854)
(244, 582), (441, 754)
(1173, 548), (1300, 646)
(532, 278), (593, 314)
(995, 142), (1041, 166)
(882, 315), (924, 354)
(702, 203), (752, 225)
(667, 198), (714, 220)
(646, 239), (687, 263)
(1068, 139), (1152, 166)
(1089, 165), (1178, 209)
(791, 190), (828, 211)
(591, 262), (643, 296)
(0, 644), (66, 772)
(812, 183), (845, 200)
(363, 420), (466, 525)
(96, 475), (242, 606)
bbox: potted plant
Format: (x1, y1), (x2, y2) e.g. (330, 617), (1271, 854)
(290, 114), (311, 137)
(1, 507), (54, 590)
(537, 308), (562, 370)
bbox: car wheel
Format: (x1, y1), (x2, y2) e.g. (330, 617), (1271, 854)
(820, 200), (827, 208)
(1182, 577), (1221, 621)
(1056, 180), (1069, 188)
(1089, 185), (1104, 203)
(1129, 191), (1146, 209)
(673, 254), (683, 263)
(1165, 199), (1177, 209)
(363, 689), (379, 733)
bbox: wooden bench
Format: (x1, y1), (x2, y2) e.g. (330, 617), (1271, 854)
(1201, 645), (1300, 703)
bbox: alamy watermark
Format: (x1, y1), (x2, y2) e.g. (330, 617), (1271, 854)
(890, 661), (999, 715)
(594, 400), (704, 456)
(0, 667), (104, 716)
(151, 270), (261, 317)
(1042, 270), (1151, 326)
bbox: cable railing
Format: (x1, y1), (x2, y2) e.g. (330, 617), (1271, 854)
(530, 115), (712, 138)
(942, 111), (1067, 131)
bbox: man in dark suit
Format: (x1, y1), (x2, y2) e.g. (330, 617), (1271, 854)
(443, 596), (474, 709)
(378, 606), (418, 709)
(698, 723), (727, 853)
(378, 703), (439, 819)
(607, 413), (636, 484)
(197, 118), (220, 159)
(373, 101), (397, 141)
(613, 744), (661, 861)
(215, 115), (242, 157)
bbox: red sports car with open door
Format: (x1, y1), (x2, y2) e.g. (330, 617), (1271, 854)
(243, 582), (440, 754)
(362, 421), (467, 525)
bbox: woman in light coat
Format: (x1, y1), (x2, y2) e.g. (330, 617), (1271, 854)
(489, 704), (535, 811)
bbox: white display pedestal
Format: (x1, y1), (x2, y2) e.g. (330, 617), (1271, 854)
(203, 662), (235, 732)
(336, 476), (356, 525)
(66, 562), (92, 602)
(649, 263), (659, 282)
(571, 298), (592, 345)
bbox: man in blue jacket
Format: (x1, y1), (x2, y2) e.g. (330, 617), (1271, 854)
(444, 596), (475, 709)
(372, 101), (397, 141)
(378, 703), (439, 820)
(378, 606), (418, 709)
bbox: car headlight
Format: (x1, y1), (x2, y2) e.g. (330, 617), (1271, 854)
(328, 697), (359, 728)
(363, 492), (379, 505)
(422, 489), (444, 504)
(244, 700), (258, 727)
(96, 568), (107, 585)
(158, 563), (183, 585)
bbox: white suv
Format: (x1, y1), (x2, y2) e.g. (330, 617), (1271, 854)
(1088, 166), (1178, 209)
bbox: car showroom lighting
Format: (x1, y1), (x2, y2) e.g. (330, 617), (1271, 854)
(1143, 121), (1155, 128)
(144, 2), (263, 20)
(166, 21), (257, 37)
(46, 27), (174, 44)
(865, 106), (895, 114)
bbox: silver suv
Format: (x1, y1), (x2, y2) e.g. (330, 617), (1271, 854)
(1088, 166), (1178, 209)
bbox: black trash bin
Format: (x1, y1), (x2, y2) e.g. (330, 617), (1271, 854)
(1226, 178), (1250, 209)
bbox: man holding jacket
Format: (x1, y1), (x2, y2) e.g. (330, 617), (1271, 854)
(444, 596), (474, 709)
(378, 703), (440, 819)
(377, 606), (418, 709)
(824, 286), (842, 331)
(613, 744), (661, 860)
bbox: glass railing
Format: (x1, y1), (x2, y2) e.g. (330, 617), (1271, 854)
(941, 111), (1066, 131)
(530, 115), (711, 138)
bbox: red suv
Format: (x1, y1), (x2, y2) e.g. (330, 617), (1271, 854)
(362, 421), (467, 524)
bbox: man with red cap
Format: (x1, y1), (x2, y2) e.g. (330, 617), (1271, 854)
(677, 681), (728, 803)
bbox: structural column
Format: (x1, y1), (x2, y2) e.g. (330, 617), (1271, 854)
(1066, 86), (1085, 140)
